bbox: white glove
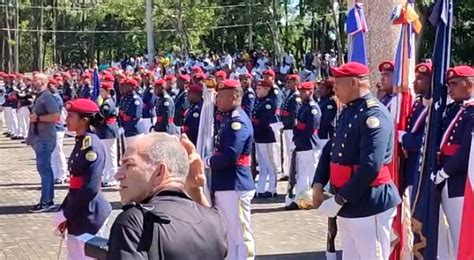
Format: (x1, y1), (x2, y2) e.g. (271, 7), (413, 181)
(314, 196), (342, 218)
(397, 130), (406, 144)
(430, 169), (449, 185)
(204, 155), (212, 169)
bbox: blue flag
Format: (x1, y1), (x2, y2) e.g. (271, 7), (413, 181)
(411, 0), (452, 258)
(92, 68), (100, 102)
(346, 3), (368, 65)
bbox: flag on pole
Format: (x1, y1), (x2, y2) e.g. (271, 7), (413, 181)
(411, 0), (452, 259)
(458, 130), (474, 259)
(389, 2), (421, 258)
(346, 2), (368, 65)
(92, 68), (101, 103)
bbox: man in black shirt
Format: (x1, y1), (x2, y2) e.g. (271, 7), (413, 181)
(107, 133), (227, 259)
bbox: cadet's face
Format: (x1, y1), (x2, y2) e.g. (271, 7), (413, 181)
(318, 85), (329, 98)
(287, 79), (298, 90)
(115, 143), (162, 204)
(413, 73), (430, 95)
(100, 88), (108, 98)
(447, 77), (472, 102)
(380, 71), (393, 91)
(216, 76), (225, 83)
(239, 77), (250, 87)
(299, 89), (312, 100)
(256, 85), (270, 98)
(154, 85), (164, 95)
(216, 89), (234, 112)
(188, 91), (201, 103)
(263, 75), (273, 82)
(66, 112), (85, 132)
(334, 77), (356, 104)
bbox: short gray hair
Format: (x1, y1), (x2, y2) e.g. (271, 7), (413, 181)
(139, 133), (190, 182)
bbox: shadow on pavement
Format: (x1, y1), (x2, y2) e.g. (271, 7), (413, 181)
(256, 251), (342, 259)
(251, 207), (286, 214)
(0, 201), (124, 215)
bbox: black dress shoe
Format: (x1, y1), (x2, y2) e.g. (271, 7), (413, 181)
(279, 176), (289, 181)
(284, 202), (300, 210)
(5, 133), (12, 137)
(255, 192), (269, 199)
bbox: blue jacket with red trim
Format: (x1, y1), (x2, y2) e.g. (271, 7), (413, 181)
(293, 100), (321, 151)
(209, 107), (255, 191)
(318, 97), (337, 139)
(142, 85), (157, 119)
(182, 101), (202, 146)
(252, 96), (278, 143)
(313, 93), (401, 218)
(153, 93), (179, 134)
(119, 92), (144, 137)
(280, 90), (301, 130)
(96, 97), (119, 139)
(59, 132), (112, 236)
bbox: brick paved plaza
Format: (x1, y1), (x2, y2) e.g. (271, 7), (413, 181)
(0, 132), (340, 259)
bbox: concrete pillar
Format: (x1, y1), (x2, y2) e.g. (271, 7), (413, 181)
(347, 0), (405, 85)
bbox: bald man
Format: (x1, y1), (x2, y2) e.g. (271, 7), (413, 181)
(27, 73), (61, 213)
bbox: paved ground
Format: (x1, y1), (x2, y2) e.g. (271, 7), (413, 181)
(0, 130), (340, 259)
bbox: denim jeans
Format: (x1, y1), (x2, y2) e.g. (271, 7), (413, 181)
(33, 141), (56, 204)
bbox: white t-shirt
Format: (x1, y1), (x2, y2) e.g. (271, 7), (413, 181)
(235, 66), (249, 76)
(257, 57), (269, 68)
(279, 64), (291, 74)
(284, 54), (295, 66)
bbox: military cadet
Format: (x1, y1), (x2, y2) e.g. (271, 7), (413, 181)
(48, 78), (68, 185)
(118, 78), (144, 142)
(317, 78), (337, 139)
(95, 79), (119, 187)
(61, 72), (76, 103)
(431, 65), (473, 258)
(204, 79), (256, 260)
(54, 98), (112, 259)
(262, 69), (284, 174)
(312, 62), (401, 259)
(78, 73), (93, 99)
(378, 61), (396, 112)
(174, 74), (191, 126)
(215, 70), (227, 82)
(165, 74), (179, 99)
(280, 74), (301, 181)
(285, 81), (321, 210)
(239, 72), (255, 117)
(3, 74), (19, 138)
(17, 75), (33, 140)
(252, 80), (280, 198)
(397, 63), (431, 190)
(140, 72), (156, 134)
(153, 79), (179, 134)
(182, 84), (203, 145)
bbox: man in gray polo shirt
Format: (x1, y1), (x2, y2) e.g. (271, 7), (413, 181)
(26, 73), (61, 213)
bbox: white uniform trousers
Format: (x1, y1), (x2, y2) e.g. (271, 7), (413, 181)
(281, 129), (294, 177)
(214, 190), (255, 260)
(17, 106), (30, 138)
(269, 122), (283, 173)
(293, 149), (321, 199)
(141, 117), (155, 134)
(51, 130), (67, 181)
(4, 107), (18, 135)
(66, 218), (109, 260)
(440, 183), (463, 259)
(255, 142), (279, 193)
(337, 207), (396, 260)
(0, 107), (4, 131)
(101, 138), (118, 184)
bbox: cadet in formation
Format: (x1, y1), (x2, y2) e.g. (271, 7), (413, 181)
(153, 79), (179, 134)
(182, 83), (203, 146)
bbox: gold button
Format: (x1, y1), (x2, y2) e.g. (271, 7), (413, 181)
(354, 115), (358, 119)
(459, 117), (463, 121)
(360, 108), (364, 112)
(450, 136), (454, 140)
(332, 143), (335, 147)
(338, 153), (342, 157)
(344, 134), (348, 138)
(348, 124), (352, 128)
(447, 142), (451, 145)
(455, 123), (458, 127)
(330, 152), (333, 156)
(341, 143), (345, 148)
(452, 130), (455, 133)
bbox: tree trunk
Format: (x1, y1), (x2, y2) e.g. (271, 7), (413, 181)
(270, 0), (282, 64)
(331, 1), (343, 65)
(13, 0), (19, 72)
(248, 0), (253, 50)
(4, 0), (13, 72)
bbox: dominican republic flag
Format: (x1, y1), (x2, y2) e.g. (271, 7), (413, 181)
(346, 2), (368, 65)
(92, 68), (101, 103)
(458, 130), (474, 259)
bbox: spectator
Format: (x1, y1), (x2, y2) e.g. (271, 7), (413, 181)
(27, 73), (61, 212)
(107, 133), (228, 259)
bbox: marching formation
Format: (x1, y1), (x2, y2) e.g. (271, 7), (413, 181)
(0, 57), (472, 259)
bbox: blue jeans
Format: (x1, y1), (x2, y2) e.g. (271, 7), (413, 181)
(33, 141), (56, 204)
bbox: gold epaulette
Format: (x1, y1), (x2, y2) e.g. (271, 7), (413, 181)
(366, 99), (379, 108)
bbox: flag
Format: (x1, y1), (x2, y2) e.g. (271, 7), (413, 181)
(389, 1), (420, 258)
(196, 85), (215, 199)
(92, 68), (101, 103)
(346, 2), (368, 65)
(458, 130), (474, 259)
(411, 0), (452, 259)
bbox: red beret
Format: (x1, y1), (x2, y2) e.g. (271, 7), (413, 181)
(188, 84), (203, 93)
(65, 98), (99, 114)
(32, 71), (39, 75)
(116, 73), (125, 79)
(106, 68), (113, 72)
(55, 77), (63, 83)
(164, 75), (176, 81)
(191, 66), (203, 73)
(133, 75), (142, 82)
(62, 72), (71, 79)
(154, 79), (165, 86)
(126, 78), (138, 87)
(16, 73), (23, 78)
(258, 79), (273, 88)
(178, 74), (191, 82)
(331, 62), (370, 78)
(8, 74), (16, 79)
(53, 73), (61, 78)
(111, 66), (119, 71)
(83, 73), (92, 79)
(415, 63), (432, 75)
(144, 71), (154, 77)
(101, 81), (114, 90)
(298, 81), (315, 90)
(378, 61), (395, 72)
(320, 78), (335, 88)
(102, 74), (115, 82)
(215, 70), (227, 79)
(447, 65), (474, 80)
(48, 78), (58, 85)
(193, 72), (207, 80)
(286, 74), (300, 81)
(0, 72), (6, 78)
(218, 79), (240, 91)
(263, 69), (275, 77)
(70, 71), (78, 76)
(239, 72), (253, 79)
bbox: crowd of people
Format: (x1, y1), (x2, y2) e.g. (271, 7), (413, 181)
(0, 52), (472, 259)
